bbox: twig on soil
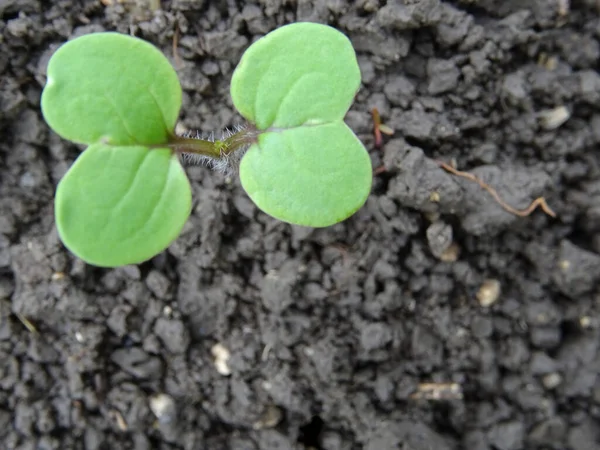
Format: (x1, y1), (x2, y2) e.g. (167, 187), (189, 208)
(372, 108), (382, 148)
(371, 107), (394, 149)
(173, 21), (182, 69)
(14, 312), (38, 335)
(95, 373), (107, 401)
(371, 108), (394, 175)
(261, 344), (272, 361)
(410, 382), (463, 400)
(436, 160), (557, 218)
(109, 409), (128, 431)
(373, 165), (387, 175)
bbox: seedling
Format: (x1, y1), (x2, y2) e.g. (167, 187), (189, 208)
(41, 23), (372, 267)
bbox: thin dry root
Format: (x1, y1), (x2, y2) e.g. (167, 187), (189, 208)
(436, 160), (556, 218)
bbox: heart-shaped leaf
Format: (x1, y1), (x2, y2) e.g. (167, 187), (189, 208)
(41, 32), (181, 146)
(240, 122), (372, 226)
(55, 144), (191, 267)
(230, 22), (372, 227)
(231, 22), (362, 130)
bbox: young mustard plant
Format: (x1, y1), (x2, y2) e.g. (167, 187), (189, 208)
(41, 23), (372, 267)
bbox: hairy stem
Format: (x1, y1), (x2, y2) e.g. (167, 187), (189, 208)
(167, 123), (259, 159)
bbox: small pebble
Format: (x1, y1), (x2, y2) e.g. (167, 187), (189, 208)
(440, 243), (460, 262)
(149, 394), (177, 424)
(426, 221), (453, 259)
(211, 343), (231, 376)
(477, 279), (501, 307)
(538, 106), (570, 130)
(579, 316), (593, 329)
(542, 373), (562, 390)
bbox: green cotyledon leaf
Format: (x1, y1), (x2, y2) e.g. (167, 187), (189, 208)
(230, 22), (372, 227)
(230, 22), (361, 130)
(239, 122), (372, 227)
(41, 32), (182, 146)
(55, 143), (191, 267)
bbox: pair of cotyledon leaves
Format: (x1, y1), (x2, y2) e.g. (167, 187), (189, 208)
(41, 22), (372, 267)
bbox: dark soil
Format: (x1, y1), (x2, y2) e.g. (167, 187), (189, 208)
(2, 0), (600, 449)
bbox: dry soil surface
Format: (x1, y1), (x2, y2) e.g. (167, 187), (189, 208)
(2, 0), (600, 449)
